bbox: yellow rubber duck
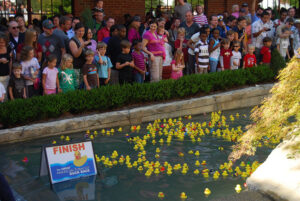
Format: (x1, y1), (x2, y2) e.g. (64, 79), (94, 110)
(204, 188), (211, 197)
(167, 169), (172, 175)
(213, 172), (219, 180)
(194, 169), (200, 175)
(65, 136), (70, 142)
(235, 184), (242, 193)
(145, 170), (152, 177)
(195, 160), (200, 166)
(180, 192), (187, 200)
(181, 168), (187, 175)
(60, 135), (64, 140)
(73, 151), (87, 167)
(158, 192), (165, 198)
(188, 150), (194, 154)
(156, 148), (161, 153)
(94, 131), (98, 136)
(195, 151), (200, 157)
(155, 154), (160, 159)
(202, 172), (209, 178)
(138, 166), (143, 172)
(154, 168), (160, 175)
(222, 170), (228, 177)
(52, 140), (56, 145)
(86, 130), (90, 134)
(201, 160), (207, 166)
(240, 161), (246, 167)
(90, 135), (94, 140)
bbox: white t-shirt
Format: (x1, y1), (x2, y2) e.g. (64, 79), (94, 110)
(188, 32), (200, 56)
(277, 37), (290, 58)
(252, 19), (274, 49)
(230, 51), (241, 70)
(0, 82), (6, 102)
(21, 57), (40, 86)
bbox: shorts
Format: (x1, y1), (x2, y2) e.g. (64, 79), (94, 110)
(44, 89), (57, 95)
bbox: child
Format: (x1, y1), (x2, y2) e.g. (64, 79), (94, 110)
(174, 28), (188, 66)
(277, 27), (291, 60)
(208, 28), (221, 73)
(193, 5), (208, 27)
(226, 30), (235, 49)
(95, 42), (113, 85)
(243, 44), (257, 68)
(58, 54), (77, 93)
(260, 37), (272, 65)
(131, 40), (146, 83)
(195, 28), (209, 74)
(116, 40), (135, 84)
(170, 50), (185, 80)
(0, 82), (5, 102)
(82, 50), (99, 90)
(42, 54), (61, 95)
(8, 62), (26, 100)
(230, 41), (242, 70)
(219, 38), (232, 71)
(20, 46), (40, 98)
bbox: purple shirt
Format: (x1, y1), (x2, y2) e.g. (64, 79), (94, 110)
(132, 51), (145, 73)
(128, 28), (141, 43)
(143, 31), (165, 57)
(232, 12), (239, 18)
(87, 39), (97, 55)
(43, 67), (58, 89)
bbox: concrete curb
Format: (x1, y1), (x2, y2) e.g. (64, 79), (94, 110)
(0, 84), (274, 144)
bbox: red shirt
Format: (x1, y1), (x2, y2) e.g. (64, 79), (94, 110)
(260, 46), (271, 64)
(97, 27), (110, 42)
(174, 39), (188, 62)
(17, 43), (42, 58)
(220, 48), (232, 69)
(243, 54), (256, 68)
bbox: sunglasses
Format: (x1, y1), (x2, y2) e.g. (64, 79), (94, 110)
(233, 46), (240, 47)
(12, 26), (19, 30)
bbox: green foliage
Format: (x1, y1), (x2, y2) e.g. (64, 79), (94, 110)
(0, 66), (275, 128)
(270, 48), (286, 75)
(81, 8), (94, 30)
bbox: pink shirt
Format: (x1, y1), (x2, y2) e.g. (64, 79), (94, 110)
(193, 14), (208, 27)
(143, 31), (165, 57)
(232, 12), (239, 18)
(43, 67), (58, 89)
(128, 28), (141, 43)
(132, 51), (145, 73)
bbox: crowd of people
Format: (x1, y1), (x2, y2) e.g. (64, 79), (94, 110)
(0, 0), (299, 102)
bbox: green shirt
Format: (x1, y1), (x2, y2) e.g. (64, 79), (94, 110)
(58, 68), (77, 92)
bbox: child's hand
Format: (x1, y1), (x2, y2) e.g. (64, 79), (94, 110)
(105, 78), (110, 84)
(86, 86), (91, 90)
(221, 67), (224, 71)
(58, 88), (62, 93)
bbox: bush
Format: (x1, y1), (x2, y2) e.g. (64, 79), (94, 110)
(0, 66), (275, 128)
(270, 48), (286, 75)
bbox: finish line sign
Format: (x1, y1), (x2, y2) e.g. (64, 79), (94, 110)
(40, 141), (97, 184)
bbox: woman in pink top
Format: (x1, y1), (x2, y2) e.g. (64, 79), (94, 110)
(142, 20), (165, 83)
(128, 16), (141, 43)
(231, 4), (240, 18)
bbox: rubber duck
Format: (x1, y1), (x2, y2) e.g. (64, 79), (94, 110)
(156, 148), (161, 153)
(159, 138), (164, 144)
(181, 168), (187, 175)
(90, 135), (94, 140)
(167, 169), (172, 175)
(180, 192), (187, 200)
(178, 152), (184, 157)
(145, 170), (152, 177)
(138, 166), (143, 172)
(195, 151), (200, 157)
(65, 136), (70, 142)
(52, 140), (56, 145)
(60, 135), (65, 140)
(155, 154), (160, 159)
(218, 146), (224, 151)
(86, 130), (90, 135)
(195, 160), (200, 166)
(222, 170), (228, 177)
(154, 168), (160, 175)
(118, 127), (122, 132)
(158, 192), (165, 199)
(204, 188), (211, 197)
(101, 129), (105, 134)
(94, 131), (98, 136)
(240, 161), (246, 167)
(194, 169), (200, 175)
(235, 184), (242, 193)
(152, 140), (156, 145)
(73, 151), (87, 167)
(201, 160), (207, 166)
(202, 172), (209, 178)
(188, 150), (194, 154)
(213, 172), (219, 180)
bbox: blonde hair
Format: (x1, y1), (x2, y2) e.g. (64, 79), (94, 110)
(97, 42), (107, 50)
(24, 28), (38, 49)
(177, 27), (186, 35)
(60, 54), (73, 70)
(174, 49), (184, 65)
(232, 4), (239, 12)
(85, 49), (95, 57)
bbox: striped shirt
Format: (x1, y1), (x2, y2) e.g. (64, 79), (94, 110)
(193, 14), (208, 27)
(194, 40), (209, 68)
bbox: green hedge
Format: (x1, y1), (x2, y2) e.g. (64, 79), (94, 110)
(0, 66), (275, 127)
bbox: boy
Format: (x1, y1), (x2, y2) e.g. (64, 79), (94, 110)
(194, 28), (209, 74)
(260, 37), (272, 65)
(243, 44), (257, 68)
(8, 62), (26, 100)
(94, 42), (113, 86)
(277, 27), (291, 60)
(82, 50), (99, 90)
(116, 40), (135, 84)
(230, 41), (242, 70)
(220, 38), (232, 71)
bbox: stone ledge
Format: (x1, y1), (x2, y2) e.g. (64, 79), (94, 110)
(0, 84), (274, 144)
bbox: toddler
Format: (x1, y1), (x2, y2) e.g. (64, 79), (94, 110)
(220, 38), (232, 71)
(260, 37), (272, 65)
(230, 41), (242, 70)
(170, 50), (185, 80)
(42, 54), (61, 95)
(8, 62), (26, 100)
(83, 50), (99, 90)
(243, 44), (257, 68)
(95, 42), (113, 85)
(58, 54), (77, 93)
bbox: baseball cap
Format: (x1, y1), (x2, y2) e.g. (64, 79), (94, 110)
(242, 3), (248, 7)
(240, 8), (246, 13)
(132, 16), (141, 22)
(42, 19), (54, 29)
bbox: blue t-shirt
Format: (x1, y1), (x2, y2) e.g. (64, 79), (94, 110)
(95, 55), (113, 78)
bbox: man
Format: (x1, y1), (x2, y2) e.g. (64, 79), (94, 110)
(180, 11), (200, 40)
(252, 11), (273, 61)
(174, 0), (192, 22)
(241, 3), (251, 22)
(67, 17), (80, 39)
(8, 21), (24, 55)
(97, 17), (115, 42)
(274, 8), (288, 28)
(38, 19), (65, 66)
(251, 0), (264, 24)
(287, 7), (296, 20)
(93, 10), (106, 39)
(53, 16), (72, 52)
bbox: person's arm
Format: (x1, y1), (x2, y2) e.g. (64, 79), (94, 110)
(253, 27), (268, 38)
(105, 68), (111, 84)
(251, 0), (256, 16)
(96, 73), (100, 87)
(116, 62), (129, 69)
(243, 60), (246, 69)
(69, 40), (83, 58)
(56, 74), (61, 93)
(9, 53), (12, 76)
(23, 86), (27, 98)
(209, 39), (219, 53)
(37, 52), (42, 63)
(8, 87), (14, 100)
(42, 73), (46, 94)
(61, 48), (66, 57)
(187, 39), (195, 50)
(97, 53), (103, 64)
(83, 75), (91, 90)
(142, 38), (155, 61)
(286, 48), (290, 59)
(220, 55), (224, 70)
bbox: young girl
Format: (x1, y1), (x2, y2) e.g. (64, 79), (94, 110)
(131, 40), (146, 83)
(58, 54), (77, 93)
(20, 46), (40, 98)
(171, 50), (185, 80)
(277, 27), (291, 60)
(42, 54), (61, 95)
(209, 28), (221, 73)
(174, 28), (188, 71)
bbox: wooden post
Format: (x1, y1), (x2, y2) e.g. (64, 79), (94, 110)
(27, 0), (32, 23)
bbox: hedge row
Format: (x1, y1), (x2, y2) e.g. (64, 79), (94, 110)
(0, 65), (277, 127)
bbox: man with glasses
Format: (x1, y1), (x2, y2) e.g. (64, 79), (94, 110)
(8, 20), (24, 57)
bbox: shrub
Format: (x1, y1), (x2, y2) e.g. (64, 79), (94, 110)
(270, 48), (286, 75)
(0, 65), (275, 128)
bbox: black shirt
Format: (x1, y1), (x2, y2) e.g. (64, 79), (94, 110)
(107, 36), (122, 69)
(8, 75), (26, 99)
(116, 53), (133, 84)
(0, 46), (12, 76)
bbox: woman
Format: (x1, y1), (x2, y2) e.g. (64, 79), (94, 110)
(84, 27), (97, 55)
(16, 16), (27, 34)
(128, 16), (141, 43)
(168, 18), (180, 49)
(16, 28), (42, 62)
(0, 32), (12, 96)
(232, 16), (247, 53)
(142, 20), (165, 83)
(69, 23), (90, 88)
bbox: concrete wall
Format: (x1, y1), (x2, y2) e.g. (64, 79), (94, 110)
(0, 84), (273, 144)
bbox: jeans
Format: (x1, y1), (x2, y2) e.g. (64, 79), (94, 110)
(134, 73), (144, 83)
(209, 60), (218, 73)
(187, 54), (196, 75)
